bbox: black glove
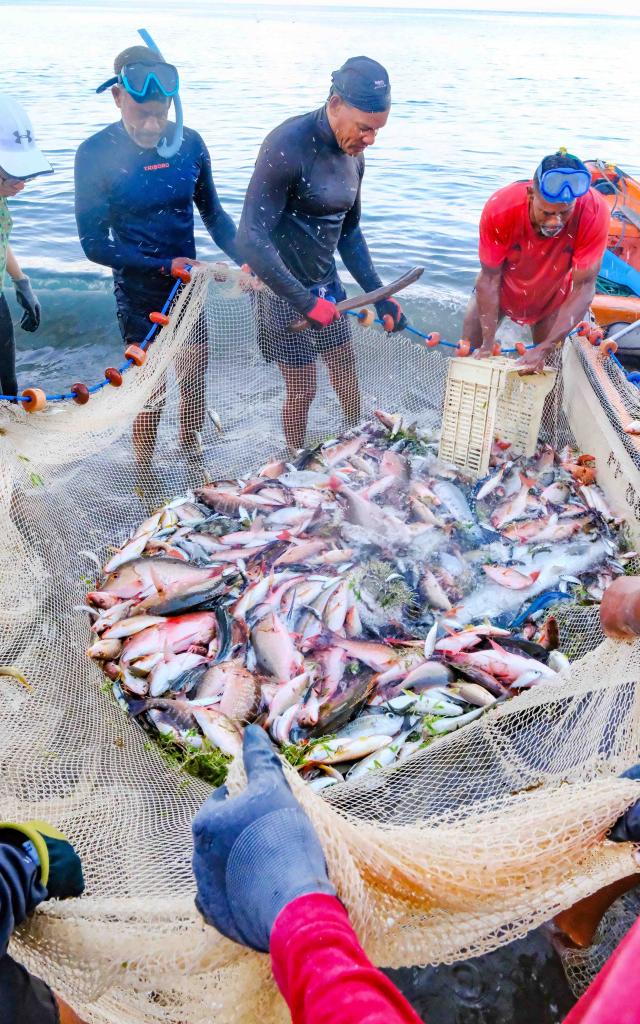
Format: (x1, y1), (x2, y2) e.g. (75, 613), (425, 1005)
(608, 764), (640, 842)
(14, 277), (41, 333)
(192, 725), (335, 952)
(375, 297), (407, 334)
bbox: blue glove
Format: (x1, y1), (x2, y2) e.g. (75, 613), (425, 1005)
(609, 764), (640, 842)
(192, 725), (336, 952)
(375, 297), (407, 334)
(14, 276), (41, 333)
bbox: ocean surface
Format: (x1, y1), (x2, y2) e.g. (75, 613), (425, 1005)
(1, 1), (639, 392)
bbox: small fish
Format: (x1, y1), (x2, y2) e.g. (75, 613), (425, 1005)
(207, 409), (224, 434)
(87, 638), (123, 660)
(483, 566), (540, 590)
(304, 733), (393, 765)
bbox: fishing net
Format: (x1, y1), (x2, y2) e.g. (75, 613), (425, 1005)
(2, 263), (640, 1023)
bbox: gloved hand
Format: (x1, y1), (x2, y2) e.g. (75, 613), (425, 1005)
(192, 725), (336, 952)
(305, 296), (342, 330)
(375, 297), (407, 333)
(13, 277), (41, 333)
(608, 764), (640, 842)
(0, 820), (84, 899)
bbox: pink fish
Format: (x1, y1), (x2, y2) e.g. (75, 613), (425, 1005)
(451, 642), (554, 683)
(491, 474), (537, 529)
(121, 613), (217, 665)
(482, 565), (540, 590)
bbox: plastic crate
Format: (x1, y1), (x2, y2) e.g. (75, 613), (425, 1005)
(438, 356), (557, 478)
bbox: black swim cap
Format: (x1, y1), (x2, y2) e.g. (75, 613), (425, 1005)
(331, 56), (391, 113)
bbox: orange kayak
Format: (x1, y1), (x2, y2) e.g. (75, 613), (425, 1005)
(587, 161), (640, 342)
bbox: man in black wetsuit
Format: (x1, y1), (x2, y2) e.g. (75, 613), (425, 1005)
(75, 45), (238, 467)
(237, 56), (406, 452)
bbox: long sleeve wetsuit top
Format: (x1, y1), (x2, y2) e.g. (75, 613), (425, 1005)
(74, 121), (238, 296)
(0, 839), (57, 1023)
(237, 106), (383, 316)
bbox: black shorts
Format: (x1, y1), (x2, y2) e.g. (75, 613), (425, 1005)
(114, 280), (174, 347)
(255, 278), (352, 367)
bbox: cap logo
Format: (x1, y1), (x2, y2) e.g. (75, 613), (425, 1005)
(374, 80), (386, 88)
(13, 129), (32, 145)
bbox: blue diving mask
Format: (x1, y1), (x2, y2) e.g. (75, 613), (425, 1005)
(536, 164), (591, 204)
(96, 61), (179, 102)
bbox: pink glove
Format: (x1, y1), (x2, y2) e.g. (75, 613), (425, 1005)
(306, 297), (342, 330)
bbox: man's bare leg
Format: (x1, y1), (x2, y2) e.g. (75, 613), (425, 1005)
(177, 341), (208, 454)
(132, 372), (167, 468)
(278, 361), (317, 451)
(322, 341), (360, 427)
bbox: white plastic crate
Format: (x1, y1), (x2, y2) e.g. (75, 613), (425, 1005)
(438, 356), (557, 478)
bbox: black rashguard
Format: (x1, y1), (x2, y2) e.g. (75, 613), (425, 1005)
(74, 121), (238, 298)
(236, 105), (382, 316)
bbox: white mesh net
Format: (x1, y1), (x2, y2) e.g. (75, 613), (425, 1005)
(2, 264), (640, 1023)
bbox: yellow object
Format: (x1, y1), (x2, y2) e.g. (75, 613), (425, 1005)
(438, 355), (557, 477)
(0, 820), (51, 886)
(0, 665), (31, 690)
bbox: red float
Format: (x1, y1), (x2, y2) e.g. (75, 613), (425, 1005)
(71, 382), (90, 405)
(426, 332), (441, 348)
(104, 367), (123, 387)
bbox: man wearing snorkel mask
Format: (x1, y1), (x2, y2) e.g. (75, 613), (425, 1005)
(74, 45), (239, 465)
(463, 151), (609, 374)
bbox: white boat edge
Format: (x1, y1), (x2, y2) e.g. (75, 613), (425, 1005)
(562, 338), (640, 547)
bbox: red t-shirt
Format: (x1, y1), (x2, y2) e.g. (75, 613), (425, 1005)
(478, 180), (609, 324)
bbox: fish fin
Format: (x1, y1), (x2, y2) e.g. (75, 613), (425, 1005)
(327, 475), (342, 492)
(519, 473), (537, 488)
(530, 571), (541, 582)
(488, 639), (509, 654)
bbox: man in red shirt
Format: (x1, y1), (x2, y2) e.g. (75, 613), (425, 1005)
(463, 151), (609, 374)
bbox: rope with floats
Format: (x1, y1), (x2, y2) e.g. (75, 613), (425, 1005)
(0, 268), (632, 411)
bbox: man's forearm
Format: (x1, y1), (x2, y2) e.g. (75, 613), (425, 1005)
(271, 894), (423, 1024)
(536, 277), (597, 349)
(476, 271), (502, 347)
(338, 228), (383, 294)
(5, 246), (22, 282)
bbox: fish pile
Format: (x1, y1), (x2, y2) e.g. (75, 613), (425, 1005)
(85, 411), (633, 788)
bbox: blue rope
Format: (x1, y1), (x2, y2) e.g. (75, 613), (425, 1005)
(4, 278), (635, 405)
(2, 270), (187, 405)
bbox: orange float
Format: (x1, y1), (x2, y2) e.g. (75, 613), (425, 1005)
(149, 312), (170, 327)
(171, 267), (191, 283)
(588, 327), (604, 346)
(426, 332), (441, 348)
(492, 342), (502, 356)
(104, 367), (123, 387)
(576, 321), (591, 337)
(357, 308), (375, 327)
(71, 382), (90, 405)
(601, 339), (618, 357)
(125, 345), (146, 366)
(456, 339), (471, 357)
(515, 341), (527, 356)
(382, 313), (395, 332)
(21, 387), (47, 412)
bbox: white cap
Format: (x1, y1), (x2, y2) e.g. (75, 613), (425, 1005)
(0, 95), (52, 180)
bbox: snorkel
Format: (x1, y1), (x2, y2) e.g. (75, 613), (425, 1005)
(136, 28), (183, 159)
(95, 28), (184, 158)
